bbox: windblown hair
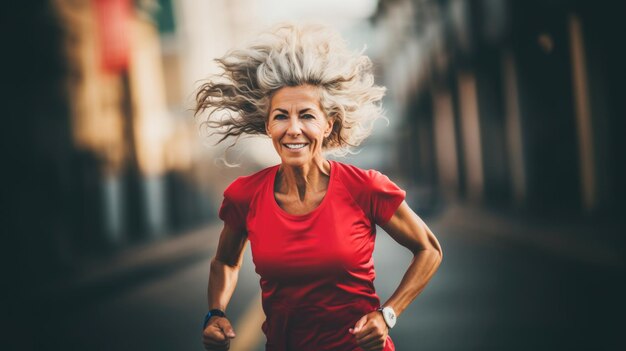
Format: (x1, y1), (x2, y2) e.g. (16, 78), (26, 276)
(194, 23), (386, 155)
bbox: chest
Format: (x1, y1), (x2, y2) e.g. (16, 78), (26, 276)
(274, 190), (326, 216)
(247, 189), (375, 280)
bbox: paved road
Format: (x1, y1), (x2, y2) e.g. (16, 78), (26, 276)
(27, 205), (626, 350)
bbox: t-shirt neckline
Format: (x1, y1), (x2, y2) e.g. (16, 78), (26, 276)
(269, 160), (335, 220)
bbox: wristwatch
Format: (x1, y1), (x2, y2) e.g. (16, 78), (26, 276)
(202, 309), (226, 329)
(377, 306), (397, 329)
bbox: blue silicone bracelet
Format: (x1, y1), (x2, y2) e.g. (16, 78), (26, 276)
(202, 309), (226, 329)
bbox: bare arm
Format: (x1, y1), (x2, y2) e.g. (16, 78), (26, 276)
(208, 224), (248, 311)
(379, 201), (443, 316)
(202, 224), (247, 350)
(351, 201), (442, 351)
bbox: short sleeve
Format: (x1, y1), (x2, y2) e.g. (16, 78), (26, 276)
(367, 170), (406, 225)
(218, 179), (249, 231)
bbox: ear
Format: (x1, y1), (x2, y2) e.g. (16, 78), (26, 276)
(324, 117), (334, 138)
(265, 119), (271, 137)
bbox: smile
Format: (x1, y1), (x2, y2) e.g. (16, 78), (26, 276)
(283, 143), (308, 150)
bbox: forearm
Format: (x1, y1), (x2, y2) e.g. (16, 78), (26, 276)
(207, 257), (241, 311)
(383, 248), (442, 316)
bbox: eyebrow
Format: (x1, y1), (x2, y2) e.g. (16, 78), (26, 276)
(271, 107), (316, 114)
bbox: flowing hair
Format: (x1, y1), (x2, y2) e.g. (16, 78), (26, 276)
(194, 22), (386, 156)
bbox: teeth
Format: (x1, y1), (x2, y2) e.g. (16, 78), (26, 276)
(285, 144), (306, 149)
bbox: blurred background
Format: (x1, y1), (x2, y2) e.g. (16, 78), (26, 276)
(2, 0), (625, 350)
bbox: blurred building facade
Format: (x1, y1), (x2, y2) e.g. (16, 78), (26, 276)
(370, 0), (625, 216)
(54, 0), (213, 250)
(3, 0), (260, 301)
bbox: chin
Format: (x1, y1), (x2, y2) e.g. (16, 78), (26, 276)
(280, 157), (309, 167)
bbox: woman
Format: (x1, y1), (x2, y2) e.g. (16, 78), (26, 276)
(197, 23), (442, 351)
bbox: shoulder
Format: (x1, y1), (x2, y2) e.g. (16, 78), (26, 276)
(224, 164), (278, 203)
(333, 161), (406, 224)
(332, 160), (387, 190)
(333, 160), (405, 204)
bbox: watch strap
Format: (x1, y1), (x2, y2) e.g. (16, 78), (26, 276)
(202, 309), (226, 329)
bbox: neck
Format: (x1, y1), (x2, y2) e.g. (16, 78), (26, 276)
(276, 157), (330, 201)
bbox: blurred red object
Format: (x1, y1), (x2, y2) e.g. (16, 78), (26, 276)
(93, 0), (131, 74)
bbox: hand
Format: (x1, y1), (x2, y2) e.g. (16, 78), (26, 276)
(202, 316), (236, 351)
(349, 311), (389, 351)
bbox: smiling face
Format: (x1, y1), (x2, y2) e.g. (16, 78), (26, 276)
(266, 85), (334, 168)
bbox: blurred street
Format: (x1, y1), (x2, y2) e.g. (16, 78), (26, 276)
(4, 1), (626, 350)
(19, 204), (624, 351)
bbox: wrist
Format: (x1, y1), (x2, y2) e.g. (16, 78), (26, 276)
(202, 308), (226, 329)
(377, 306), (397, 329)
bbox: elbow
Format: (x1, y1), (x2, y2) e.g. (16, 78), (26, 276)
(433, 245), (443, 263)
(431, 248), (444, 265)
(211, 256), (242, 270)
(427, 231), (443, 264)
(412, 247), (443, 266)
(432, 242), (443, 264)
(427, 248), (443, 272)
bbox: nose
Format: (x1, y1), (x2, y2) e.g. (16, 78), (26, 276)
(286, 116), (302, 136)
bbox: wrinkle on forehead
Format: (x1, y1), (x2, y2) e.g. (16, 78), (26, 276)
(270, 85), (324, 114)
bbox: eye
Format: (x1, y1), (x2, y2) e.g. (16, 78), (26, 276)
(301, 114), (315, 119)
(273, 114), (287, 120)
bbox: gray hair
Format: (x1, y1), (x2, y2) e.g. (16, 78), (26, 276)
(195, 22), (386, 156)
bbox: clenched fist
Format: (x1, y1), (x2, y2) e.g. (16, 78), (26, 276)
(202, 316), (236, 351)
(349, 311), (389, 351)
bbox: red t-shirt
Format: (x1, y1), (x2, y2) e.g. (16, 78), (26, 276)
(219, 160), (405, 351)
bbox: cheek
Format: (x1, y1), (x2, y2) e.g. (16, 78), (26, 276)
(267, 123), (284, 138)
(306, 122), (327, 140)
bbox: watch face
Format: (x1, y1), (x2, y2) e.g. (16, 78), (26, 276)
(382, 307), (396, 328)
